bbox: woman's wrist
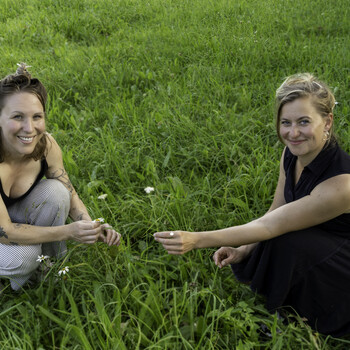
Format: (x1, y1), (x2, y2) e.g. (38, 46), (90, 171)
(191, 231), (201, 250)
(238, 243), (257, 258)
(61, 224), (72, 241)
(194, 228), (235, 249)
(194, 231), (213, 249)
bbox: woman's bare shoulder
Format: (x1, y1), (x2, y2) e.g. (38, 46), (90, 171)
(310, 174), (350, 214)
(315, 174), (350, 213)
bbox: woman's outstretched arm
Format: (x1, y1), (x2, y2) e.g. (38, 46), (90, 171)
(154, 172), (350, 254)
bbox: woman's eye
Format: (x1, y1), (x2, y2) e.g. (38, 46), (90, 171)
(300, 120), (309, 125)
(281, 120), (290, 125)
(13, 115), (22, 120)
(33, 115), (43, 120)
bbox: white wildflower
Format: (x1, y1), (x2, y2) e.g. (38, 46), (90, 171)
(58, 266), (69, 276)
(98, 194), (108, 200)
(93, 218), (105, 223)
(36, 255), (50, 262)
(144, 186), (155, 194)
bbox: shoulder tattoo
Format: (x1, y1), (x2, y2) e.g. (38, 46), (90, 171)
(48, 168), (74, 193)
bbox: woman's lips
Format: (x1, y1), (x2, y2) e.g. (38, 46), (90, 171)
(17, 136), (35, 144)
(288, 139), (305, 145)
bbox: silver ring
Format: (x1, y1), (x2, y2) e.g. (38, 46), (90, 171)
(169, 232), (174, 237)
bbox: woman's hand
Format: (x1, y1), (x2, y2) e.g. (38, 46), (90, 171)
(98, 223), (121, 246)
(153, 230), (198, 254)
(67, 221), (101, 244)
(213, 247), (247, 268)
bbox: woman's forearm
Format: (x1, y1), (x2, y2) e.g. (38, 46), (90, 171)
(194, 219), (272, 249)
(69, 194), (92, 221)
(0, 222), (70, 245)
(237, 242), (258, 257)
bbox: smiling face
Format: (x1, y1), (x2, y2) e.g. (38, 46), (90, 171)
(0, 92), (46, 160)
(279, 97), (333, 165)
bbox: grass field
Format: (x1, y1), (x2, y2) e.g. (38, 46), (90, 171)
(0, 0), (350, 348)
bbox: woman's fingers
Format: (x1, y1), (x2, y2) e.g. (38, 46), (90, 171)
(71, 221), (101, 243)
(72, 221), (122, 246)
(104, 228), (112, 245)
(100, 223), (122, 246)
(154, 231), (189, 254)
(154, 230), (196, 255)
(213, 247), (233, 268)
(155, 237), (181, 246)
(98, 232), (107, 243)
(220, 257), (231, 268)
(79, 231), (101, 244)
(213, 251), (220, 266)
(154, 231), (177, 239)
(154, 231), (180, 245)
(113, 232), (122, 246)
(107, 230), (121, 246)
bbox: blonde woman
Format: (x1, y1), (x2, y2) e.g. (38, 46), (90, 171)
(154, 73), (350, 337)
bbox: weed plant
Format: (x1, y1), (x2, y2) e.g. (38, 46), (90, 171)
(0, 0), (349, 348)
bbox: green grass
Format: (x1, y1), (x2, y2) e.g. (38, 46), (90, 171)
(0, 0), (350, 348)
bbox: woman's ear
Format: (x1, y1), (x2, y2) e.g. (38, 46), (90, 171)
(325, 113), (333, 131)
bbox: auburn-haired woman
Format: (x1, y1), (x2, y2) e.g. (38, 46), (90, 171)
(0, 64), (121, 290)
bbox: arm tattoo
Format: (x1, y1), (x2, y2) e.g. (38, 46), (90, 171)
(0, 226), (8, 239)
(73, 213), (84, 220)
(14, 223), (28, 230)
(69, 207), (86, 221)
(48, 168), (74, 193)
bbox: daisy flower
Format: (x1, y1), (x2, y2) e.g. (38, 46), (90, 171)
(93, 218), (105, 223)
(36, 255), (50, 262)
(58, 266), (69, 276)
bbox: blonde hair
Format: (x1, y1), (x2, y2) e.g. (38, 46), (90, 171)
(275, 73), (336, 143)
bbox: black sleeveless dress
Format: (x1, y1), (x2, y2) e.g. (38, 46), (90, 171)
(231, 142), (350, 337)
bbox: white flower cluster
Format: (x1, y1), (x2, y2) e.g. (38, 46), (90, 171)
(144, 187), (155, 194)
(98, 194), (108, 200)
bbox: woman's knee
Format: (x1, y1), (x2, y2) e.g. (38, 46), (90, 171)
(0, 244), (42, 278)
(23, 180), (71, 226)
(35, 179), (71, 208)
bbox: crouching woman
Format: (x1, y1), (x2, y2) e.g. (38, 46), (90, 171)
(0, 64), (121, 290)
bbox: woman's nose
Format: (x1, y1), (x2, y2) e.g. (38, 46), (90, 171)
(22, 118), (34, 133)
(290, 125), (300, 138)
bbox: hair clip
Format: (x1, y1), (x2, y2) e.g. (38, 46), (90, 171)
(15, 63), (31, 77)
